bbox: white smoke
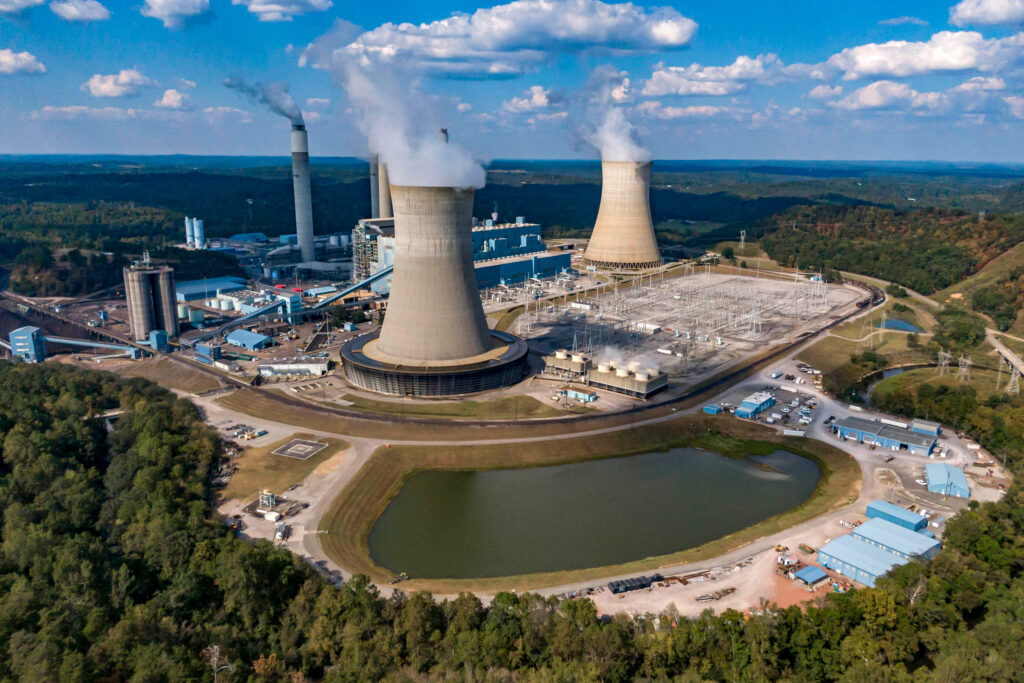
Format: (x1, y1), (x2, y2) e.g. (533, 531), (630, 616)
(593, 345), (660, 372)
(224, 77), (304, 125)
(341, 63), (485, 188)
(576, 65), (650, 162)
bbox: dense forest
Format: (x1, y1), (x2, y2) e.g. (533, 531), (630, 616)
(2, 362), (1024, 680)
(759, 205), (1024, 294)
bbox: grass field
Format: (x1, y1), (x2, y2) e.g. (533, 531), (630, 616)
(934, 240), (1024, 306)
(118, 357), (223, 394)
(317, 414), (861, 593)
(221, 432), (349, 501)
(336, 393), (595, 419)
(871, 367), (1004, 405)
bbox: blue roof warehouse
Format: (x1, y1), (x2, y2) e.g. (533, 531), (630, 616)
(832, 416), (936, 455)
(925, 463), (970, 498)
(225, 329), (273, 351)
(735, 391), (775, 419)
(817, 499), (940, 587)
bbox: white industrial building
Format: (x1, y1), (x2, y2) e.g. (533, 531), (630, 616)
(257, 357), (330, 377)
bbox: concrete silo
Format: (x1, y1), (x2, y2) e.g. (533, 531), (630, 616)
(291, 124), (315, 262)
(582, 161), (662, 270)
(341, 185), (527, 396)
(377, 162), (393, 218)
(123, 258), (180, 341)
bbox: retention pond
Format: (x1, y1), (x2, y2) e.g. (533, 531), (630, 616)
(368, 447), (821, 579)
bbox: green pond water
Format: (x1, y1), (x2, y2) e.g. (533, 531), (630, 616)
(368, 447), (821, 579)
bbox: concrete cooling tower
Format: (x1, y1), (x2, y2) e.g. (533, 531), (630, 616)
(341, 185), (527, 396)
(583, 161), (662, 270)
(291, 124), (315, 262)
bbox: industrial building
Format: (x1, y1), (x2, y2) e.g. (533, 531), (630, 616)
(176, 276), (248, 302)
(225, 329), (273, 351)
(123, 257), (180, 340)
(817, 535), (903, 587)
(341, 185), (528, 396)
(866, 499), (928, 532)
(257, 357), (329, 377)
(582, 161), (662, 270)
(911, 418), (941, 437)
(474, 252), (572, 288)
(9, 326), (45, 363)
(925, 463), (970, 498)
(832, 416), (936, 455)
(735, 391), (775, 419)
(559, 385), (597, 403)
(818, 499), (942, 587)
(586, 361), (667, 399)
(852, 518), (941, 560)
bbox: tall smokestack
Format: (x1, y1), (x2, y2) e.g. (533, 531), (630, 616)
(583, 161), (662, 270)
(369, 154), (380, 218)
(378, 162), (393, 218)
(375, 185), (491, 362)
(291, 123), (315, 262)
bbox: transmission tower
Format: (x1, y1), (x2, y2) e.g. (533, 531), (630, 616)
(956, 355), (972, 383)
(739, 229), (746, 254)
(1006, 367), (1020, 396)
(936, 349), (951, 375)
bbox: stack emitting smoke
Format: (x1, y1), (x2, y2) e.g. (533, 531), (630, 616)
(224, 78), (314, 262)
(375, 184), (492, 363)
(583, 161), (661, 269)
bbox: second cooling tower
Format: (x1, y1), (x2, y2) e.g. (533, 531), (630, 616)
(583, 161), (662, 270)
(291, 124), (315, 262)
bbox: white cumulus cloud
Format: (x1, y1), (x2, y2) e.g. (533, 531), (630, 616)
(1005, 95), (1024, 117)
(878, 16), (928, 27)
(303, 0), (697, 78)
(203, 106), (251, 123)
(951, 0), (1024, 26)
(0, 49), (46, 75)
(502, 85), (558, 112)
(826, 30), (1024, 80)
(828, 80), (945, 110)
(642, 55), (774, 96)
(50, 0), (109, 21)
(635, 101), (728, 119)
(30, 105), (138, 120)
(141, 0), (208, 28)
(231, 0), (331, 22)
(305, 97), (330, 109)
(0, 0), (44, 13)
(82, 69), (156, 97)
(807, 84), (843, 99)
(953, 75), (1006, 91)
(154, 88), (188, 109)
(456, 102), (472, 112)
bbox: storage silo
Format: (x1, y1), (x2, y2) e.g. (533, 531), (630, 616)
(123, 258), (180, 340)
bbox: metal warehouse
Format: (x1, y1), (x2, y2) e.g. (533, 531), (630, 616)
(175, 276), (248, 302)
(925, 463), (970, 498)
(866, 499), (928, 531)
(817, 534), (904, 587)
(225, 329), (273, 350)
(911, 418), (941, 437)
(735, 391), (775, 419)
(832, 416), (936, 455)
(852, 518), (941, 560)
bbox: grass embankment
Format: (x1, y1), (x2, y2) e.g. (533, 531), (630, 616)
(933, 239), (1024, 309)
(336, 393), (596, 419)
(118, 356), (223, 394)
(871, 367), (1004, 406)
(996, 333), (1024, 361)
(222, 432), (349, 501)
(318, 415), (861, 593)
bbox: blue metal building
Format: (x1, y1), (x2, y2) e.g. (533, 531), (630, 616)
(817, 535), (904, 587)
(703, 404), (722, 415)
(866, 499), (928, 531)
(832, 416), (935, 455)
(9, 326), (46, 363)
(911, 418), (941, 437)
(225, 329), (273, 350)
(474, 252), (572, 288)
(852, 518), (941, 560)
(148, 329), (169, 353)
(925, 463), (970, 498)
(793, 565), (829, 586)
(735, 391), (775, 419)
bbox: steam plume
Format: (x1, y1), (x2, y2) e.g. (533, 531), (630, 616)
(577, 65), (649, 162)
(224, 77), (304, 125)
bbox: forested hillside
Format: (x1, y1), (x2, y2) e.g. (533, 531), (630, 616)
(760, 205), (1024, 294)
(2, 363), (1024, 680)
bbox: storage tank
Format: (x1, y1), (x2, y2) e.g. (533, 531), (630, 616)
(185, 217), (195, 246)
(583, 161), (662, 270)
(329, 235), (340, 246)
(189, 309), (204, 324)
(123, 259), (179, 340)
(193, 219), (205, 248)
(177, 303), (189, 319)
(375, 185), (491, 362)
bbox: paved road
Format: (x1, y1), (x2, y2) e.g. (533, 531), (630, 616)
(986, 329), (1024, 376)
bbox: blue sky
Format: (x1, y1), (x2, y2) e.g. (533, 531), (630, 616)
(1, 0), (1023, 161)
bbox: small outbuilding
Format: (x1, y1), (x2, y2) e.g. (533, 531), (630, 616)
(703, 404), (722, 415)
(925, 463), (970, 499)
(793, 565), (829, 586)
